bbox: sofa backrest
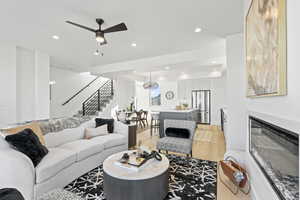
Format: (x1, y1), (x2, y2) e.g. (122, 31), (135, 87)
(44, 119), (95, 148)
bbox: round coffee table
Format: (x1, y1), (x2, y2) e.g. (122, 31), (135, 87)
(103, 151), (169, 200)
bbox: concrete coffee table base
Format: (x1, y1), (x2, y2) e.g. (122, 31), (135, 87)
(103, 151), (169, 200)
(104, 169), (169, 200)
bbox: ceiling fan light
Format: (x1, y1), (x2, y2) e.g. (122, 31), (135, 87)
(96, 32), (105, 43)
(96, 36), (105, 43)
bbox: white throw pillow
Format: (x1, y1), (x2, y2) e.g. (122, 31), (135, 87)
(84, 125), (108, 139)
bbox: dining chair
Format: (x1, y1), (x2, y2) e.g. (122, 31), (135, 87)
(150, 112), (160, 136)
(130, 111), (144, 128)
(141, 110), (149, 127)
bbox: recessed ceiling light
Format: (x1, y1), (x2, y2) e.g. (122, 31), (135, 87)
(131, 43), (137, 47)
(158, 76), (165, 81)
(194, 28), (202, 33)
(80, 72), (91, 75)
(165, 66), (170, 70)
(52, 35), (60, 40)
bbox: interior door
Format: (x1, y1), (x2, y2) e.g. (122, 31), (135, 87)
(191, 90), (211, 124)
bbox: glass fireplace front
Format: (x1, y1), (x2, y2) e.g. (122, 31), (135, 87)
(249, 116), (299, 200)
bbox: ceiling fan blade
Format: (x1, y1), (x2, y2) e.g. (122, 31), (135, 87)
(103, 23), (127, 33)
(66, 21), (96, 32)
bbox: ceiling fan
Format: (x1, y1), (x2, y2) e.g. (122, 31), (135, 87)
(66, 18), (127, 45)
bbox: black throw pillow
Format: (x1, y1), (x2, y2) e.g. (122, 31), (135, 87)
(0, 188), (25, 200)
(95, 118), (114, 133)
(5, 128), (49, 167)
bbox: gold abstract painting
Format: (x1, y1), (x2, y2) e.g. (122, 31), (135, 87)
(246, 0), (287, 97)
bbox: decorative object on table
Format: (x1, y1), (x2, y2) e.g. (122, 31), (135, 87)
(246, 0), (287, 97)
(120, 152), (130, 163)
(0, 188), (25, 200)
(218, 156), (251, 195)
(165, 91), (175, 100)
(65, 154), (217, 200)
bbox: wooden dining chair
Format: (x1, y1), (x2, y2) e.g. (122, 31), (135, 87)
(141, 110), (149, 127)
(130, 111), (144, 128)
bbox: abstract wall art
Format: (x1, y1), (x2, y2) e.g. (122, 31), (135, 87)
(246, 0), (287, 97)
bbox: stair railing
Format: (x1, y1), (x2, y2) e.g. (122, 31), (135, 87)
(82, 80), (114, 116)
(62, 76), (100, 106)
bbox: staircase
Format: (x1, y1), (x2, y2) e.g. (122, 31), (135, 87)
(81, 80), (114, 116)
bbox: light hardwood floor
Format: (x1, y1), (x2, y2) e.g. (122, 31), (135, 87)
(137, 125), (251, 200)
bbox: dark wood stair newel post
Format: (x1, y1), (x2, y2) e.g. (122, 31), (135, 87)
(97, 90), (100, 111)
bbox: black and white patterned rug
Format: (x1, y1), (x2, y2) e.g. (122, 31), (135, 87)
(65, 154), (217, 200)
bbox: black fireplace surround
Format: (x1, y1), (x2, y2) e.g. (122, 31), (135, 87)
(249, 116), (299, 200)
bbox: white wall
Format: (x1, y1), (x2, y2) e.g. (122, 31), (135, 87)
(0, 43), (50, 125)
(16, 47), (36, 122)
(35, 51), (50, 119)
(113, 77), (135, 110)
(16, 47), (50, 122)
(225, 34), (247, 151)
(136, 81), (150, 111)
(159, 81), (178, 108)
(50, 67), (108, 118)
(0, 44), (17, 125)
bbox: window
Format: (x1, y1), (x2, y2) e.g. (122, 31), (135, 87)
(150, 86), (161, 106)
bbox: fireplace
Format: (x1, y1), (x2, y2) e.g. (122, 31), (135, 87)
(249, 116), (299, 200)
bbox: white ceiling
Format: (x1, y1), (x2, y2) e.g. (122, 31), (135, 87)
(103, 63), (225, 82)
(0, 0), (243, 70)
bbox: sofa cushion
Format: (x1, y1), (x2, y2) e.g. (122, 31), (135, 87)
(60, 139), (105, 161)
(35, 148), (76, 184)
(90, 134), (126, 149)
(44, 126), (85, 148)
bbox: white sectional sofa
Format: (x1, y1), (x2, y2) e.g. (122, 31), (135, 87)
(0, 119), (128, 200)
